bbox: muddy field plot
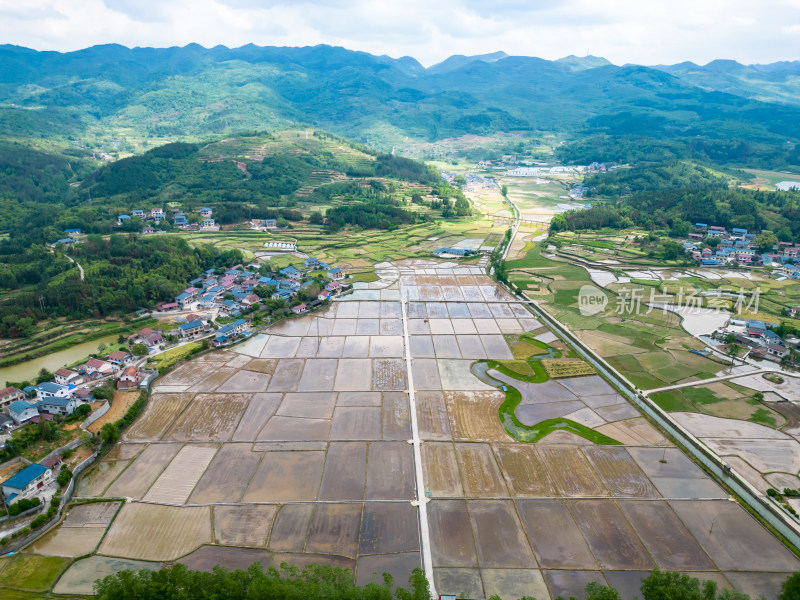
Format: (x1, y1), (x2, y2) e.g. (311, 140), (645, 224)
(305, 503), (363, 557)
(445, 391), (511, 441)
(568, 499), (655, 570)
(30, 501), (121, 557)
(242, 450), (326, 502)
(382, 392), (411, 440)
(416, 391), (452, 439)
(330, 406), (382, 440)
(257, 415), (331, 441)
(189, 443), (264, 503)
(164, 394), (250, 441)
(105, 442), (183, 498)
(494, 445), (556, 497)
(143, 444), (218, 504)
(217, 370), (272, 392)
(423, 442), (464, 497)
(365, 441), (415, 500)
(213, 505), (278, 547)
(76, 459), (129, 497)
(456, 443), (509, 497)
(268, 504), (314, 552)
(54, 556), (161, 596)
(99, 503), (212, 561)
(412, 359), (442, 391)
(372, 358), (407, 391)
(584, 447), (660, 498)
(319, 442), (367, 501)
(231, 393), (283, 440)
(277, 392), (337, 419)
(359, 501), (419, 555)
(468, 500), (537, 568)
(428, 499), (478, 567)
(334, 358), (373, 391)
(670, 500), (800, 572)
(267, 359), (305, 391)
(539, 446), (610, 497)
(517, 499), (597, 569)
(124, 393), (194, 441)
(617, 500), (715, 570)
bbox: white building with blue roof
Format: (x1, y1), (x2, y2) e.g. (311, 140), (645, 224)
(2, 463), (53, 504)
(8, 400), (38, 425)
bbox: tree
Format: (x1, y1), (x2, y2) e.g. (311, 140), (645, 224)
(97, 342), (107, 354)
(779, 572), (800, 600)
(100, 422), (119, 445)
(36, 368), (54, 384)
(37, 419), (57, 442)
(755, 231), (779, 252)
(501, 184), (508, 197)
(309, 211), (324, 225)
(132, 343), (148, 356)
(586, 580), (621, 600)
(56, 468), (72, 487)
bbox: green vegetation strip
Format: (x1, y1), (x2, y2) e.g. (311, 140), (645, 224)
(498, 383), (621, 444)
(477, 358), (621, 445)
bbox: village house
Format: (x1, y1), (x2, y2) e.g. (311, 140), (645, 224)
(8, 400), (39, 425)
(36, 382), (72, 402)
(117, 365), (142, 389)
(131, 209), (145, 218)
(200, 207), (213, 217)
(241, 294), (260, 307)
(38, 396), (77, 417)
(0, 386), (25, 409)
(212, 319), (249, 347)
(1, 463), (53, 504)
(202, 218), (216, 229)
(84, 358), (116, 376)
(142, 226), (155, 234)
(106, 349), (132, 365)
(265, 218), (277, 229)
(53, 368), (82, 386)
(328, 267), (345, 281)
(177, 320), (206, 339)
(292, 303), (308, 315)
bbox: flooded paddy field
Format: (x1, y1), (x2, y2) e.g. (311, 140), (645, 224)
(31, 262), (800, 600)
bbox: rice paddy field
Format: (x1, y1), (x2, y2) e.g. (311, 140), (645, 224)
(19, 262), (800, 600)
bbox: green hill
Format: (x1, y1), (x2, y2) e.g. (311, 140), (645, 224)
(2, 44), (800, 167)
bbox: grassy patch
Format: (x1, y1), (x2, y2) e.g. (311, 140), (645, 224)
(650, 390), (695, 412)
(146, 342), (202, 374)
(0, 555), (69, 591)
(682, 387), (722, 406)
(541, 359), (595, 378)
(750, 407), (780, 427)
(626, 371), (667, 390)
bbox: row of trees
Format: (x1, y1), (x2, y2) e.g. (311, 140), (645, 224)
(93, 564), (800, 600)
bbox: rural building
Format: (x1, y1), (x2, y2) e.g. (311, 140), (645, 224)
(178, 320), (205, 338)
(241, 294), (260, 307)
(118, 366), (142, 389)
(38, 396), (77, 417)
(328, 268), (344, 280)
(2, 463), (53, 504)
(265, 219), (277, 229)
(304, 257), (320, 269)
(106, 350), (132, 364)
(8, 400), (39, 425)
(54, 368), (82, 386)
(292, 303), (308, 315)
(433, 247), (468, 258)
(200, 207), (213, 217)
(0, 386), (25, 409)
(36, 382), (71, 401)
(84, 358), (115, 376)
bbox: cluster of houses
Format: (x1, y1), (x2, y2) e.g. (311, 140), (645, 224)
(715, 317), (798, 363)
(0, 349), (152, 430)
(683, 224), (800, 282)
(167, 259), (346, 318)
(117, 207), (218, 232)
(684, 224), (765, 267)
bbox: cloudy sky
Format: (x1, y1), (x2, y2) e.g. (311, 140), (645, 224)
(1, 0), (799, 66)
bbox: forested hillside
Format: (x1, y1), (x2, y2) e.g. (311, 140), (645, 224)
(553, 161), (800, 237)
(2, 44), (800, 167)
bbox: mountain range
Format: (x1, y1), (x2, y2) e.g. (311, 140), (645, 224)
(1, 43), (799, 166)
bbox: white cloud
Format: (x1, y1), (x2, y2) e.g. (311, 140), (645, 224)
(0, 0), (798, 66)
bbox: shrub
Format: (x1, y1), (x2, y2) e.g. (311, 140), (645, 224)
(0, 537), (8, 545)
(768, 488), (779, 497)
(57, 468), (72, 488)
(30, 514), (47, 529)
(19, 527), (30, 536)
